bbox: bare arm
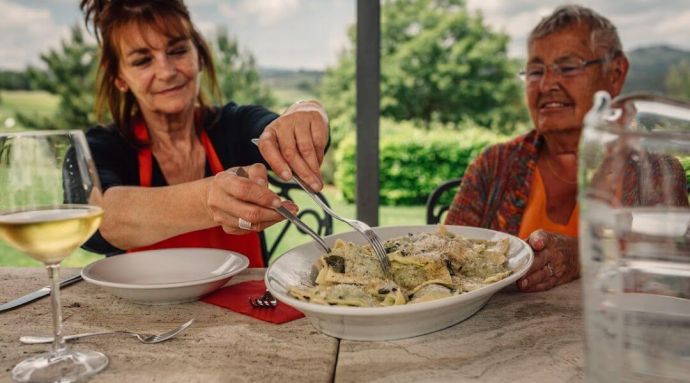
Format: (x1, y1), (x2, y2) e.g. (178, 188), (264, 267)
(99, 178), (213, 249)
(98, 164), (292, 250)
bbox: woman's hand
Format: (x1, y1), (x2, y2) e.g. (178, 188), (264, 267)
(205, 163), (298, 234)
(517, 230), (580, 292)
(257, 99), (329, 192)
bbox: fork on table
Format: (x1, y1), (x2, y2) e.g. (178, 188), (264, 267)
(249, 290), (278, 308)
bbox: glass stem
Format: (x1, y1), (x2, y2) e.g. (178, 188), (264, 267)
(46, 263), (67, 355)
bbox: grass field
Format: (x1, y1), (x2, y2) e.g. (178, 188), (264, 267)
(264, 185), (425, 262)
(0, 186), (426, 267)
(0, 90), (59, 130)
(0, 89), (428, 268)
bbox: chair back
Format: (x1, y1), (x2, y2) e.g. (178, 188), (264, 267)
(261, 174), (333, 263)
(425, 178), (462, 225)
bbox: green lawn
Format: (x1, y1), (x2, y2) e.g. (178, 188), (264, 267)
(0, 186), (426, 267)
(0, 90), (428, 267)
(271, 87), (318, 109)
(0, 90), (60, 131)
(264, 185), (426, 263)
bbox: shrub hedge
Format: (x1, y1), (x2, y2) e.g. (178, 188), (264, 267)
(334, 121), (509, 205)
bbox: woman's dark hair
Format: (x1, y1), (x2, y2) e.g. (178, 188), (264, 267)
(80, 0), (221, 145)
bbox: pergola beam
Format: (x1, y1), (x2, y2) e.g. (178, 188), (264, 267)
(355, 0), (380, 226)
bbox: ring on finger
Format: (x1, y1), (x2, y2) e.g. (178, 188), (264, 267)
(545, 263), (554, 277)
(238, 218), (252, 230)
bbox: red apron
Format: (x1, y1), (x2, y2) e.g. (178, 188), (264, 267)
(128, 120), (264, 267)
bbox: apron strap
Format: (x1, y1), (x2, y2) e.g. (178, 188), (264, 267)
(131, 117), (264, 267)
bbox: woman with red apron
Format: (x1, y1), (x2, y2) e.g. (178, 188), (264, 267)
(80, 0), (329, 266)
(130, 120), (265, 268)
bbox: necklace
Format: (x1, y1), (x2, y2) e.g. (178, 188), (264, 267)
(544, 156), (578, 185)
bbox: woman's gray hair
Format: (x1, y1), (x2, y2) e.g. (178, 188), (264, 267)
(528, 5), (623, 61)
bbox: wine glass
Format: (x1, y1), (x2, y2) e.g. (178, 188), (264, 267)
(0, 130), (108, 382)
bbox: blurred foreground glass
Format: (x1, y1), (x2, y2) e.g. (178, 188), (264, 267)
(0, 131), (107, 382)
(580, 92), (690, 382)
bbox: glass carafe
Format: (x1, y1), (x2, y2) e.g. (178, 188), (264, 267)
(579, 91), (690, 382)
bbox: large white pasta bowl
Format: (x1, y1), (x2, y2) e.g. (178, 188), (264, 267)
(266, 225), (533, 341)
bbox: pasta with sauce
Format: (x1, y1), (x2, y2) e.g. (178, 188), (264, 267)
(288, 226), (513, 307)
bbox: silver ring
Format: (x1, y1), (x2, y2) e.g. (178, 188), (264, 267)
(545, 263), (554, 277)
(238, 218), (252, 230)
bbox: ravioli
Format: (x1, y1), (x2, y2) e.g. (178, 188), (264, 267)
(288, 227), (513, 307)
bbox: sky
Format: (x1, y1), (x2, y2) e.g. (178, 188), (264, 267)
(1, 0), (689, 71)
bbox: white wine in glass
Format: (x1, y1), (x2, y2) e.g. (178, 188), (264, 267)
(0, 130), (108, 383)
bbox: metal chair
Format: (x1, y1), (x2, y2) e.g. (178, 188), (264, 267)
(425, 178), (462, 225)
(426, 179), (690, 226)
(260, 174), (333, 263)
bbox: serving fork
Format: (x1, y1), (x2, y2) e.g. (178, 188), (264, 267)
(234, 167), (330, 253)
(251, 138), (394, 280)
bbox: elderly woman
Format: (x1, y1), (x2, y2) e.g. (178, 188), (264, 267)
(80, 0), (329, 267)
(444, 5), (689, 292)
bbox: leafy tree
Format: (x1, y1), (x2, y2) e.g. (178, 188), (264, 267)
(320, 0), (527, 137)
(212, 28), (276, 108)
(0, 70), (32, 90)
(16, 25), (276, 130)
(19, 25), (98, 130)
(665, 59), (690, 101)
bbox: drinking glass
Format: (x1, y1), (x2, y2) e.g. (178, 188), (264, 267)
(0, 130), (108, 382)
(579, 92), (690, 382)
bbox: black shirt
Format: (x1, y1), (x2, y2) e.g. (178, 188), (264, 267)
(83, 103), (278, 255)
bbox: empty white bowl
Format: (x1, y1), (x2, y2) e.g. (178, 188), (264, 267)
(266, 225), (534, 340)
(82, 248), (249, 304)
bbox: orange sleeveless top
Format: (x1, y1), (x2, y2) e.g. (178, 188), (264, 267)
(517, 168), (578, 240)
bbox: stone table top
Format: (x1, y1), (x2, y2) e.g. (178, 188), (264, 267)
(0, 267), (583, 382)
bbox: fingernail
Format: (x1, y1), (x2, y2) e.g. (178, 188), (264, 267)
(281, 170), (292, 179)
(254, 178), (266, 186)
(260, 132), (271, 139)
(272, 199), (282, 208)
(310, 182), (321, 191)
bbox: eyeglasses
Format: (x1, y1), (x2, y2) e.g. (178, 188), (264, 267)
(518, 58), (605, 83)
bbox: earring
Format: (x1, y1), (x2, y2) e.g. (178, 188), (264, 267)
(115, 79), (128, 93)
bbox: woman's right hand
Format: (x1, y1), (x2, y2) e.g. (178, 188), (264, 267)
(205, 163), (298, 234)
(517, 230), (580, 292)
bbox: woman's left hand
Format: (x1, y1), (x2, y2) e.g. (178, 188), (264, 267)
(257, 100), (329, 192)
(517, 230), (580, 292)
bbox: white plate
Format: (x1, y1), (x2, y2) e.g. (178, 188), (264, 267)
(82, 248), (249, 305)
(266, 225), (533, 340)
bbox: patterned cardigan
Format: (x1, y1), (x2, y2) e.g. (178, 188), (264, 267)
(444, 129), (688, 235)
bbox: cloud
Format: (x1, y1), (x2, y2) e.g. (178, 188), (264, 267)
(466, 0), (690, 58)
(0, 2), (70, 70)
(237, 0), (300, 25)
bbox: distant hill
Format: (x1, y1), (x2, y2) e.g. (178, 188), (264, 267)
(259, 68), (324, 107)
(623, 45), (690, 95)
(260, 68), (324, 93)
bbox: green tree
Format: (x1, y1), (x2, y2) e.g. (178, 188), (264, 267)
(665, 59), (690, 101)
(0, 70), (32, 90)
(320, 0), (526, 137)
(19, 25), (98, 130)
(212, 28), (276, 108)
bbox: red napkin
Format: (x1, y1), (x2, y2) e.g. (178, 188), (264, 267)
(202, 280), (304, 324)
